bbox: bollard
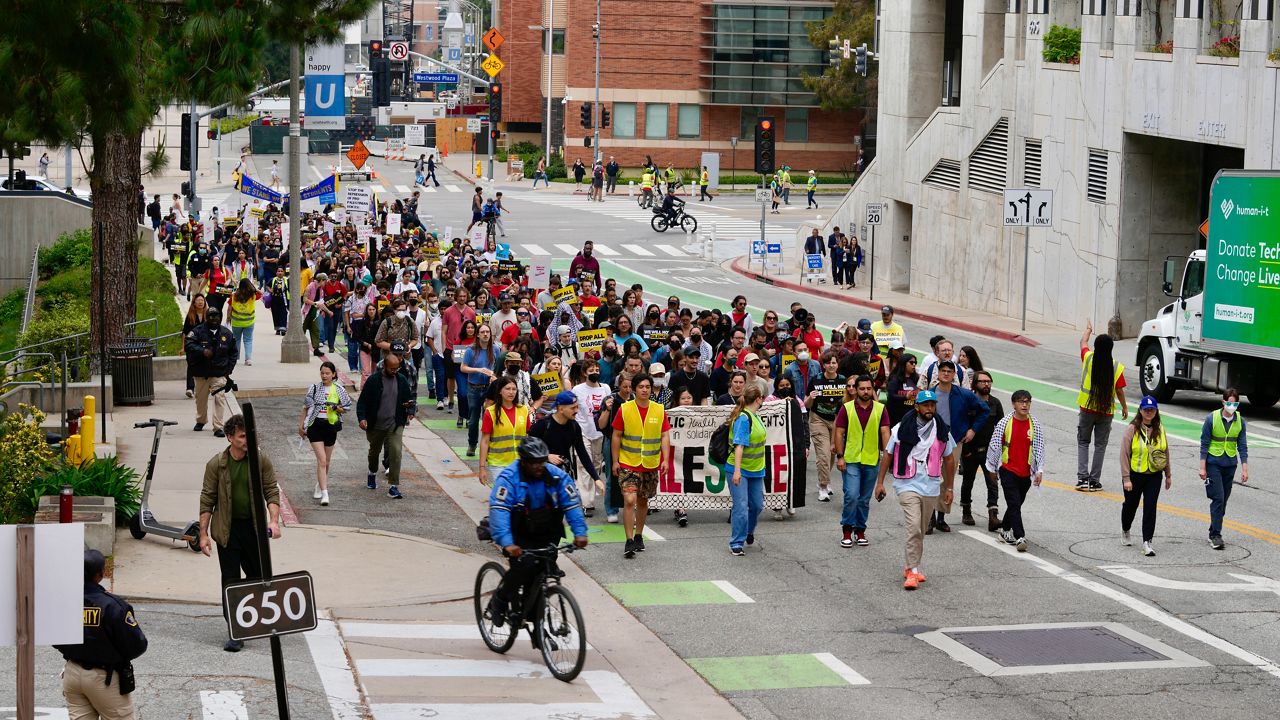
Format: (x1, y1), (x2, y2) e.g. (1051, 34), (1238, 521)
(65, 434), (82, 465)
(79, 414), (95, 464)
(83, 394), (96, 418)
(628, 181), (634, 197)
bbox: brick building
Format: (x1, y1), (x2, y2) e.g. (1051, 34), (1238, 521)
(497, 0), (863, 173)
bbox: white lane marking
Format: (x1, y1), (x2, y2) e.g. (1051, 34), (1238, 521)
(304, 616), (366, 720)
(395, 184), (411, 193)
(311, 165), (325, 180)
(1100, 565), (1280, 594)
(641, 526), (665, 541)
(371, 184), (387, 193)
(592, 244), (619, 256)
(357, 657), (548, 677)
(961, 530), (1280, 679)
(200, 690), (249, 720)
(422, 186), (437, 193)
(342, 622), (479, 640)
(554, 243), (581, 256)
(521, 244), (551, 256)
(812, 652), (872, 685)
(622, 244), (654, 257)
(710, 580), (755, 604)
(368, 671), (655, 720)
(916, 621), (1207, 676)
(654, 244), (687, 257)
(0, 710), (69, 719)
(444, 184), (462, 193)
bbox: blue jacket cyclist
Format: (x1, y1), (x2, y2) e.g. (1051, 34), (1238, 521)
(487, 438), (589, 621)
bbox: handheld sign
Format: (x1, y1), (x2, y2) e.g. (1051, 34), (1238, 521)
(643, 327), (670, 349)
(497, 260), (522, 276)
(528, 264), (551, 290)
(576, 328), (608, 354)
(552, 285), (578, 306)
(532, 371), (563, 396)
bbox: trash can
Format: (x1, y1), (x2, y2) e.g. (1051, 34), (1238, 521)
(110, 337), (156, 406)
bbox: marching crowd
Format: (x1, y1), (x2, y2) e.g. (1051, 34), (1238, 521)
(168, 191), (1253, 592)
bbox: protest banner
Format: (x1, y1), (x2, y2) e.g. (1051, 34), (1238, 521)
(643, 326), (670, 349)
(532, 371), (563, 396)
(528, 264), (551, 291)
(497, 260), (522, 276)
(386, 213), (402, 236)
(576, 328), (608, 354)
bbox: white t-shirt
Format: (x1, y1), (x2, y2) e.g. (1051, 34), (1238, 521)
(572, 382), (611, 441)
(426, 315), (444, 358)
(489, 309), (518, 338)
(392, 281), (419, 296)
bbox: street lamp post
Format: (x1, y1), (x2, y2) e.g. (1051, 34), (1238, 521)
(544, 0), (554, 161)
(730, 136), (738, 191)
(592, 0), (601, 165)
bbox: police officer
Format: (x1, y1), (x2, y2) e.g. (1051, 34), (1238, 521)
(55, 550), (148, 720)
(486, 437), (589, 625)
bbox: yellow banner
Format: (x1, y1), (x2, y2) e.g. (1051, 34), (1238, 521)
(576, 328), (608, 353)
(532, 371), (563, 396)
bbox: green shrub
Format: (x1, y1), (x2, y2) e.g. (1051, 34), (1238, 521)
(1270, 48), (1280, 63)
(26, 455), (142, 526)
(215, 114), (260, 134)
(1042, 25), (1082, 64)
(0, 404), (57, 524)
(38, 228), (93, 280)
(509, 141), (541, 156)
(0, 288), (25, 325)
(495, 150), (509, 162)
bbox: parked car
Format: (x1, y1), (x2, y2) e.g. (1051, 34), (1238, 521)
(1, 174), (92, 201)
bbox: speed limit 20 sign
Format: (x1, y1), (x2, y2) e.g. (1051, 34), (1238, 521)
(866, 203), (884, 226)
(223, 571), (317, 641)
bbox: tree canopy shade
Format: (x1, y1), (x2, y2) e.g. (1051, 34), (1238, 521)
(802, 0), (877, 112)
(0, 0), (376, 347)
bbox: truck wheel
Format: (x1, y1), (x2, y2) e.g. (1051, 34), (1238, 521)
(1247, 391), (1279, 412)
(1138, 343), (1175, 403)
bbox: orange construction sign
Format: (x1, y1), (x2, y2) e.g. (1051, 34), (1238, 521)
(1199, 217), (1209, 239)
(347, 140), (370, 170)
(483, 27), (505, 53)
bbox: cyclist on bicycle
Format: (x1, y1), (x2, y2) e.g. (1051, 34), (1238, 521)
(487, 437), (589, 625)
(660, 187), (685, 226)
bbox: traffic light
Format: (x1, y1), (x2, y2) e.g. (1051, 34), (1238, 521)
(372, 57), (391, 107)
(600, 107), (610, 129)
(180, 112), (192, 172)
(181, 181), (192, 200)
(490, 129), (500, 141)
(854, 44), (869, 76)
(488, 82), (502, 124)
(828, 38), (842, 66)
(369, 39), (384, 59)
(579, 102), (593, 129)
(754, 116), (775, 175)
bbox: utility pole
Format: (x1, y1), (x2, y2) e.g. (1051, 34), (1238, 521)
(280, 43), (310, 363)
(545, 0), (554, 161)
(592, 0), (601, 164)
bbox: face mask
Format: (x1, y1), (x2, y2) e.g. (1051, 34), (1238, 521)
(775, 387), (795, 399)
(506, 365), (520, 374)
(588, 372), (601, 383)
(653, 377), (666, 388)
(396, 310), (408, 319)
(796, 351), (811, 362)
(669, 340), (681, 350)
(1223, 401), (1239, 415)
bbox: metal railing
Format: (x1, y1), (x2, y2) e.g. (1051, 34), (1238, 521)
(20, 247), (38, 334)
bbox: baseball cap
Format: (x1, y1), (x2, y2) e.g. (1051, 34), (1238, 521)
(504, 352), (523, 363)
(648, 362), (667, 376)
(554, 390), (578, 407)
(857, 319), (872, 332)
(499, 292), (512, 303)
(558, 324), (572, 335)
(741, 353), (760, 364)
(1139, 395), (1159, 410)
(881, 305), (894, 315)
(518, 321), (533, 333)
(916, 390), (938, 404)
(888, 339), (904, 350)
(685, 347), (701, 357)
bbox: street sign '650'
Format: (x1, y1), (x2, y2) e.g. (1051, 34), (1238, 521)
(223, 571), (317, 641)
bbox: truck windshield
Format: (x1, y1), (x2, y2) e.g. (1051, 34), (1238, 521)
(1184, 259), (1205, 297)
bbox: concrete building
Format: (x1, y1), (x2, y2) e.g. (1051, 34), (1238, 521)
(497, 0), (864, 171)
(825, 0), (1280, 336)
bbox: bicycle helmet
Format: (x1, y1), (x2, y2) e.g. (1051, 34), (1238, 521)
(517, 437), (550, 462)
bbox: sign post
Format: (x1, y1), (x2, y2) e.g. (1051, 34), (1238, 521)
(865, 203), (883, 300)
(1002, 187), (1054, 331)
(755, 184), (771, 274)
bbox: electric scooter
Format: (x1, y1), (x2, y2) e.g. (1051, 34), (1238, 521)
(129, 419), (202, 552)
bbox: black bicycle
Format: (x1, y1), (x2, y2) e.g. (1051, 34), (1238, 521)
(474, 543), (587, 682)
(651, 205), (698, 233)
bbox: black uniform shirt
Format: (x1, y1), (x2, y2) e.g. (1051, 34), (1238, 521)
(54, 582), (148, 668)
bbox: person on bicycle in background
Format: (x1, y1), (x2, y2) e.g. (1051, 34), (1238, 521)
(661, 187), (685, 227)
(487, 437), (590, 625)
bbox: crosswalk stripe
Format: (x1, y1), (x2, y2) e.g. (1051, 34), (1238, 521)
(357, 658), (546, 678)
(553, 243), (580, 256)
(422, 186), (437, 193)
(371, 184), (386, 193)
(622, 244), (654, 257)
(443, 184), (462, 193)
(342, 622), (481, 640)
(304, 618), (366, 720)
(521, 244), (551, 256)
(199, 690), (248, 719)
(592, 244), (619, 256)
(366, 672), (655, 720)
(395, 184), (410, 193)
(653, 244), (686, 257)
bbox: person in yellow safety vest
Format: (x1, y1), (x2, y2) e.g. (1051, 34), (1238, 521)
(479, 376), (532, 485)
(725, 384), (767, 556)
(983, 389), (1045, 552)
(1075, 319), (1127, 492)
(806, 170), (819, 209)
(1118, 395), (1171, 556)
(610, 373), (671, 559)
(780, 166), (793, 205)
(640, 170), (655, 205)
(698, 166), (712, 202)
(228, 278), (261, 365)
(664, 165), (678, 191)
(1198, 388), (1249, 550)
(870, 305), (906, 357)
(832, 375), (891, 548)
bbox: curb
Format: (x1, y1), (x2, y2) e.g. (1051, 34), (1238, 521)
(727, 256), (1041, 348)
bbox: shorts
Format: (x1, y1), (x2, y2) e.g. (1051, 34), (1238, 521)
(471, 211), (483, 223)
(619, 468), (659, 499)
(306, 420), (340, 446)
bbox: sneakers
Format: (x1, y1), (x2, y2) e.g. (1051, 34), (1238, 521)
(185, 389), (194, 398)
(366, 473), (377, 490)
(313, 484), (323, 500)
(193, 423), (205, 432)
(840, 531), (854, 549)
(730, 546), (745, 557)
(1089, 480), (1103, 492)
(635, 535), (646, 552)
(1142, 541), (1155, 556)
(465, 446), (476, 457)
(624, 538), (637, 559)
(818, 487), (831, 502)
(456, 418), (465, 428)
(388, 486), (403, 499)
(1210, 535), (1225, 550)
(584, 506), (595, 518)
(746, 533), (755, 547)
(903, 573), (919, 590)
(213, 428), (226, 438)
(772, 509), (786, 521)
(1122, 531), (1132, 546)
(320, 490), (330, 507)
(998, 529), (1015, 544)
(1075, 478), (1091, 491)
(675, 509), (688, 527)
(245, 359), (252, 366)
(1015, 537), (1028, 552)
(606, 513), (619, 524)
(223, 638), (244, 652)
(855, 530), (868, 546)
(436, 401), (446, 411)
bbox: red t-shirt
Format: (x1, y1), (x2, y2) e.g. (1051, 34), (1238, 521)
(1079, 347), (1126, 413)
(442, 305), (477, 348)
(611, 401), (671, 471)
(481, 405), (531, 435)
(1003, 417), (1032, 477)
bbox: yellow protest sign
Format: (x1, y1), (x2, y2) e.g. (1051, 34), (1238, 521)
(576, 328), (608, 354)
(532, 371), (563, 396)
(552, 285), (579, 306)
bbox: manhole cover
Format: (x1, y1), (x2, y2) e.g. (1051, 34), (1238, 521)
(917, 622), (1208, 676)
(1070, 536), (1250, 565)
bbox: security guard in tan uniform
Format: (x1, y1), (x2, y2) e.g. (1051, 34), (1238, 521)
(55, 549), (148, 719)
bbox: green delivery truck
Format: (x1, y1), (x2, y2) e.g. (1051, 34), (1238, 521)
(1136, 170), (1280, 410)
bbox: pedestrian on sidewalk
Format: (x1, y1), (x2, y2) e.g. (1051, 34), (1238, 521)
(984, 389), (1045, 553)
(532, 156), (548, 188)
(187, 244), (210, 300)
(206, 255), (231, 315)
(1077, 320), (1128, 491)
(479, 376), (533, 485)
(55, 549), (149, 718)
(806, 170), (818, 209)
(780, 166), (793, 205)
(182, 295), (208, 398)
(770, 181), (781, 214)
(1199, 389), (1249, 550)
(842, 236), (862, 289)
(726, 384), (766, 556)
(302, 272), (328, 357)
(606, 156), (619, 194)
(571, 359), (610, 516)
(357, 352), (415, 499)
(833, 375), (890, 548)
(874, 390), (956, 590)
(198, 413), (281, 651)
(414, 154), (426, 186)
(1119, 395), (1170, 556)
(960, 370), (1004, 530)
(300, 361), (352, 507)
(185, 306), (237, 436)
(228, 279), (260, 367)
(699, 166), (712, 202)
(572, 158), (586, 191)
(427, 154), (441, 187)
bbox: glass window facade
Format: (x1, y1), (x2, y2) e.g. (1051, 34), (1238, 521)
(785, 108), (809, 142)
(704, 3), (833, 107)
(613, 103), (636, 139)
(645, 103), (669, 139)
(677, 105), (701, 138)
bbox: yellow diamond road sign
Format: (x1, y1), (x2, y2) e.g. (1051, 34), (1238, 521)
(481, 55), (505, 78)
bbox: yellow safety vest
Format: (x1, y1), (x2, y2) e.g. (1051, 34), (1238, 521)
(641, 173), (654, 190)
(325, 384), (340, 424)
(1000, 416), (1035, 467)
(1076, 351), (1124, 414)
(618, 400), (665, 470)
(807, 176), (817, 190)
(733, 411), (767, 473)
(487, 405), (529, 467)
(841, 400), (884, 465)
(229, 296), (257, 328)
(700, 170), (709, 186)
(1208, 410), (1241, 458)
(1130, 424), (1167, 472)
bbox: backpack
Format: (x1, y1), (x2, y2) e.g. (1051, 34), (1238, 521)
(709, 418), (732, 466)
